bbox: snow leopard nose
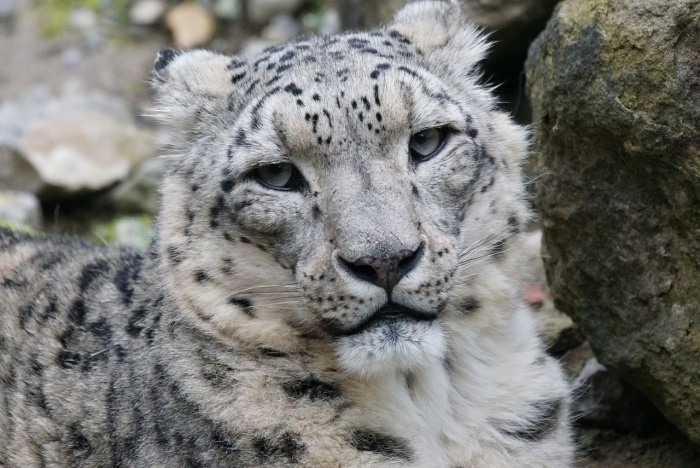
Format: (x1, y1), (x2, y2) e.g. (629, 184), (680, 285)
(339, 243), (424, 292)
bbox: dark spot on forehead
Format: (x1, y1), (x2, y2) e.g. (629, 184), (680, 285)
(284, 83), (303, 96)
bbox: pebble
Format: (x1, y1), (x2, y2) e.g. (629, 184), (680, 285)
(165, 2), (217, 48)
(0, 0), (16, 20)
(69, 8), (98, 31)
(318, 7), (341, 34)
(261, 13), (299, 42)
(0, 191), (42, 230)
(61, 48), (83, 67)
(247, 0), (304, 25)
(129, 0), (166, 26)
(214, 0), (240, 20)
(112, 216), (153, 251)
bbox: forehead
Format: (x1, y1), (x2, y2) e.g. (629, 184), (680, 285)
(244, 30), (418, 83)
(224, 31), (469, 171)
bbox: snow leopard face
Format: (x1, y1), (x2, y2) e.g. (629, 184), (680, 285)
(153, 0), (530, 378)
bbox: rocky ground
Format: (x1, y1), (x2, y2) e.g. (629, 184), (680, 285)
(1, 0), (698, 465)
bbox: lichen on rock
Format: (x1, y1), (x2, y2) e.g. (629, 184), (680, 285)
(526, 0), (700, 443)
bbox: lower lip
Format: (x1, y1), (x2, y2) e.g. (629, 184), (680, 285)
(344, 304), (435, 336)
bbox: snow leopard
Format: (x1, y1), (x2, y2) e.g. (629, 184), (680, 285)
(0, 1), (574, 466)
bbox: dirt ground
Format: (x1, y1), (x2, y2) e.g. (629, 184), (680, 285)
(2, 3), (699, 466)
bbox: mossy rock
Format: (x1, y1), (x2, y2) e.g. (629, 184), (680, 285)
(526, 0), (700, 443)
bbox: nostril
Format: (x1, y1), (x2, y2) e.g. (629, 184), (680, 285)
(397, 242), (424, 279)
(339, 257), (379, 284)
(337, 242), (424, 291)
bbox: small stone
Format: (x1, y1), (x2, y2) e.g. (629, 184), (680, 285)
(318, 7), (341, 35)
(0, 0), (17, 20)
(261, 13), (299, 43)
(112, 216), (153, 251)
(247, 0), (304, 25)
(92, 215), (153, 251)
(0, 191), (42, 230)
(69, 8), (97, 30)
(165, 2), (216, 49)
(213, 0), (240, 20)
(240, 38), (277, 57)
(129, 0), (166, 26)
(61, 48), (83, 67)
(83, 30), (104, 53)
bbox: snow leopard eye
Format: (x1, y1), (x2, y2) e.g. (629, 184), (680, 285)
(409, 127), (448, 162)
(254, 163), (304, 191)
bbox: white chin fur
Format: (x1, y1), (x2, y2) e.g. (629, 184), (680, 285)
(336, 320), (446, 379)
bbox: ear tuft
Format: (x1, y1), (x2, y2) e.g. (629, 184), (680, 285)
(390, 0), (463, 52)
(154, 48), (181, 73)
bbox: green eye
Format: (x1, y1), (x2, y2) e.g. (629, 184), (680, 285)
(409, 127), (448, 162)
(254, 163), (304, 191)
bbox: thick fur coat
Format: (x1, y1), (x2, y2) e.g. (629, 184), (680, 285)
(0, 1), (574, 466)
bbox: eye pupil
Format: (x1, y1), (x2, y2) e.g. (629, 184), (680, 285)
(414, 132), (428, 145)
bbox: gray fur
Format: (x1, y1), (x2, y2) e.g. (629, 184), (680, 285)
(0, 1), (574, 466)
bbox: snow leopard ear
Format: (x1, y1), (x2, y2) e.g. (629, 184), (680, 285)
(150, 48), (232, 133)
(390, 0), (489, 73)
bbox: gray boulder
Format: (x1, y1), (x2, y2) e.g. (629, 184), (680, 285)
(0, 91), (155, 200)
(527, 0), (700, 443)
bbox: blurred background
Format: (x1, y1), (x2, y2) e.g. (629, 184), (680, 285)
(0, 1), (698, 466)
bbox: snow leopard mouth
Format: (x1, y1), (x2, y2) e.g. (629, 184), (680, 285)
(333, 303), (436, 337)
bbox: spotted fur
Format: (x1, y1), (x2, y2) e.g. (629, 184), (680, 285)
(0, 1), (573, 466)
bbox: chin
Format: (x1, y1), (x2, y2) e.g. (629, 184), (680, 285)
(335, 319), (447, 379)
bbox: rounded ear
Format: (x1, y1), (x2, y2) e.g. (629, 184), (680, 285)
(150, 48), (234, 134)
(390, 0), (463, 51)
(389, 0), (490, 76)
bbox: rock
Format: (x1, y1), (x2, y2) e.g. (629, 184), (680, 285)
(247, 0), (304, 25)
(562, 343), (671, 435)
(107, 157), (168, 214)
(129, 0), (166, 26)
(214, 0), (241, 20)
(0, 191), (42, 230)
(527, 0), (700, 443)
(261, 13), (299, 43)
(165, 2), (216, 49)
(0, 91), (156, 199)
